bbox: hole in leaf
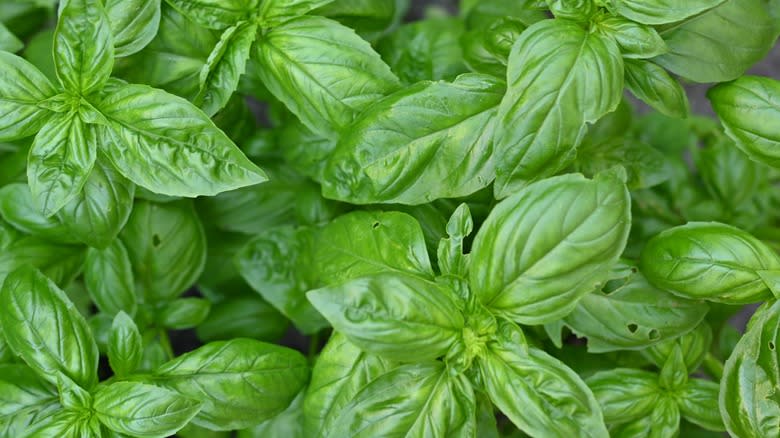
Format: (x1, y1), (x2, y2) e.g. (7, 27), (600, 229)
(770, 342), (776, 351)
(372, 222), (380, 229)
(627, 323), (638, 333)
(152, 234), (161, 247)
(648, 329), (660, 340)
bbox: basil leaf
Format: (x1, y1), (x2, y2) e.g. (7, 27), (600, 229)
(303, 333), (397, 436)
(153, 338), (309, 430)
(313, 0), (407, 42)
(694, 136), (768, 208)
(624, 59), (690, 119)
(0, 364), (58, 432)
(257, 0), (335, 27)
(575, 138), (670, 190)
(166, 0), (257, 30)
(56, 156), (135, 249)
(253, 15), (400, 138)
(479, 344), (608, 437)
(0, 22), (23, 52)
(679, 379), (724, 431)
(114, 5), (218, 100)
(107, 311), (142, 377)
(94, 381), (201, 437)
(236, 225), (328, 334)
(0, 51), (56, 140)
(322, 73), (501, 204)
(84, 239), (136, 316)
(28, 112), (96, 217)
(0, 236), (86, 287)
(325, 363), (476, 437)
(53, 0), (113, 94)
(720, 300), (780, 437)
(609, 0), (727, 25)
(195, 294), (287, 342)
(377, 17), (466, 85)
(658, 344), (689, 390)
(0, 183), (78, 243)
(596, 16), (666, 59)
(640, 222), (780, 303)
(437, 203), (473, 278)
(96, 79), (267, 197)
(709, 75), (780, 168)
(564, 273), (708, 352)
(655, 0), (775, 83)
(159, 297), (211, 329)
(470, 171), (631, 324)
(308, 272), (465, 362)
(0, 266), (99, 389)
(314, 211), (435, 284)
(105, 0), (161, 57)
(120, 200), (207, 302)
(196, 21), (257, 116)
(27, 408), (102, 438)
(586, 368), (660, 424)
(641, 322), (712, 372)
(611, 396), (680, 437)
(494, 19), (623, 197)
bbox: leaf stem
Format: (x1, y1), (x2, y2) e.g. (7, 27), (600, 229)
(702, 352), (724, 381)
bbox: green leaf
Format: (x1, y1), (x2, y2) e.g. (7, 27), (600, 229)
(303, 333), (397, 436)
(195, 294), (287, 342)
(694, 135), (768, 209)
(314, 210), (435, 284)
(27, 408), (102, 438)
(84, 239), (137, 316)
(27, 112), (96, 217)
(105, 0), (161, 57)
(624, 59), (690, 118)
(0, 183), (79, 243)
(313, 0), (408, 42)
(113, 5), (218, 100)
(196, 21), (257, 116)
(0, 364), (58, 432)
(437, 203), (473, 278)
(641, 322), (712, 372)
(322, 73), (501, 204)
(95, 79), (267, 197)
(94, 381), (201, 437)
(479, 343), (608, 437)
(709, 76), (780, 168)
(0, 51), (57, 140)
(324, 362), (476, 437)
(236, 225), (328, 334)
(56, 156), (135, 249)
(0, 236), (86, 287)
(679, 379), (725, 431)
(575, 138), (670, 190)
(159, 298), (211, 329)
(564, 273), (708, 352)
(257, 0), (335, 27)
(53, 0), (114, 94)
(658, 345), (689, 390)
(586, 368), (660, 424)
(0, 22), (23, 52)
(0, 266), (99, 389)
(470, 171), (631, 324)
(253, 15), (400, 138)
(655, 0), (775, 83)
(608, 0), (727, 25)
(376, 17), (466, 85)
(611, 396), (680, 437)
(720, 300), (780, 437)
(166, 0), (257, 30)
(546, 0), (596, 20)
(595, 16), (666, 59)
(120, 200), (207, 302)
(153, 338), (309, 430)
(107, 311), (143, 377)
(640, 222), (780, 303)
(307, 272), (465, 362)
(494, 19), (623, 197)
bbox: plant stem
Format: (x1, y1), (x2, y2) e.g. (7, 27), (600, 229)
(703, 352), (724, 380)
